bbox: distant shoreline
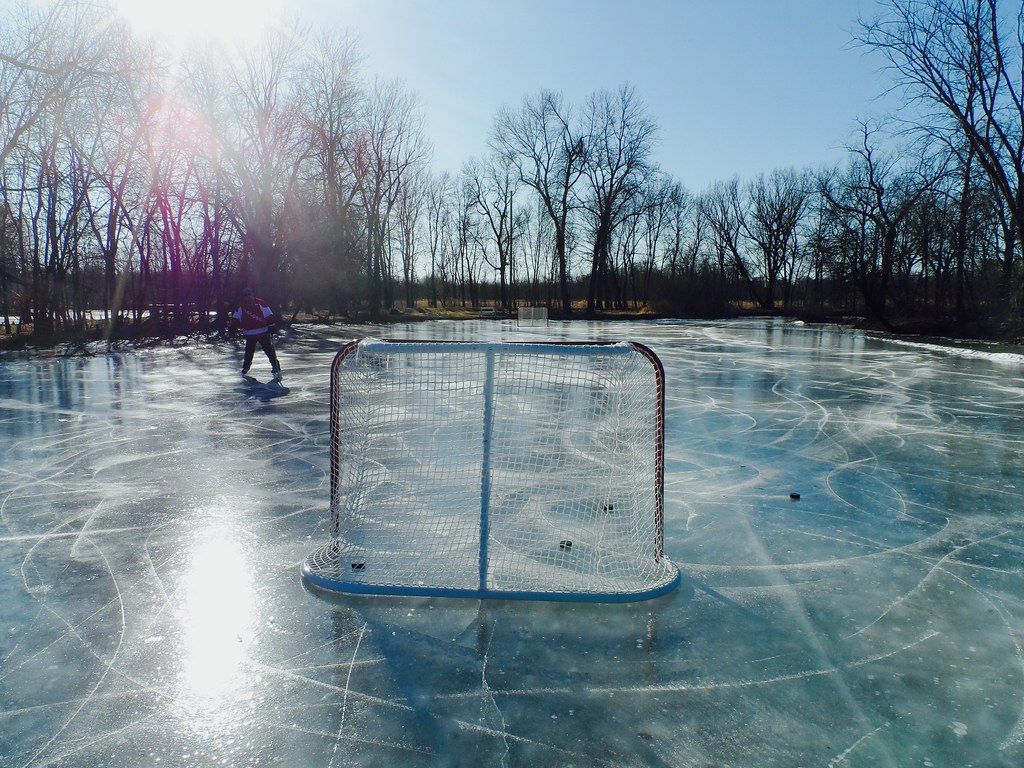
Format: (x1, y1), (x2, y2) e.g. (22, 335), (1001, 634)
(3, 308), (1022, 359)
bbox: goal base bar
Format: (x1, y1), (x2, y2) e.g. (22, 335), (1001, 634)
(302, 547), (681, 604)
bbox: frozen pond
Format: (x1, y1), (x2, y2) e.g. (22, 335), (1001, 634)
(1, 318), (1023, 767)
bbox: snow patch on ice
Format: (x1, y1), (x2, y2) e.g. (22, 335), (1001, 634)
(878, 336), (1024, 366)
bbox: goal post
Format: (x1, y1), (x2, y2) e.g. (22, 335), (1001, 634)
(302, 337), (680, 602)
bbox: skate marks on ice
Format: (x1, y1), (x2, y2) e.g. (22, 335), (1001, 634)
(1, 319), (1023, 767)
(651, 320), (1024, 766)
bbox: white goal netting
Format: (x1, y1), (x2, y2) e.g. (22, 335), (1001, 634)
(302, 338), (679, 602)
(517, 306), (549, 326)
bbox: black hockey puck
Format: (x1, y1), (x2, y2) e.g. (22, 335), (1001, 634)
(789, 492), (801, 501)
(351, 561), (365, 570)
(559, 540), (572, 551)
(603, 503), (615, 513)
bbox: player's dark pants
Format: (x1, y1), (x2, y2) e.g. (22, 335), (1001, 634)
(242, 332), (280, 373)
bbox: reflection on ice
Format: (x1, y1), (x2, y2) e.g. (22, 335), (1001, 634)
(178, 525), (255, 708)
(1, 319), (1023, 767)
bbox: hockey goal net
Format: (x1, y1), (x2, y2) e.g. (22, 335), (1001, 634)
(517, 306), (548, 326)
(302, 338), (679, 602)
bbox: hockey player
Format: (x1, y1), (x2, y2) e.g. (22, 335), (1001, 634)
(230, 287), (282, 381)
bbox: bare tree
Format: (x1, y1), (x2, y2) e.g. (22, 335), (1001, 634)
(425, 171), (452, 307)
(395, 167), (425, 307)
(464, 153), (520, 311)
(820, 126), (944, 323)
(0, 1), (119, 167)
(193, 30), (306, 308)
(860, 0), (1024, 280)
(492, 90), (584, 314)
(579, 84), (657, 313)
(700, 179), (764, 308)
(741, 169), (811, 311)
(520, 196), (554, 305)
(299, 32), (361, 221)
(662, 182), (692, 278)
(638, 177), (672, 305)
(347, 78), (429, 314)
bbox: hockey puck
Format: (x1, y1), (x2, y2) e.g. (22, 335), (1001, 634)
(559, 540), (572, 551)
(351, 561), (365, 570)
(789, 492), (801, 501)
(603, 503), (615, 513)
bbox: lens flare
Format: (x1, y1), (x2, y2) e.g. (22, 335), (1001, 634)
(111, 0), (283, 48)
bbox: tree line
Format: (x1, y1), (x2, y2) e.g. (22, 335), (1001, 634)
(1, 0), (1022, 341)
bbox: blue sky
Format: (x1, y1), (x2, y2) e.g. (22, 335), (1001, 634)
(308, 0), (899, 190)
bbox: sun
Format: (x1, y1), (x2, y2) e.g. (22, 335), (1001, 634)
(111, 0), (284, 47)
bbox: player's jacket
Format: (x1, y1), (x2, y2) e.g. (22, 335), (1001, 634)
(231, 298), (276, 336)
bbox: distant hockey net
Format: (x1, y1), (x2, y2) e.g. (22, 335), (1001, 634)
(302, 338), (680, 602)
(517, 306), (549, 326)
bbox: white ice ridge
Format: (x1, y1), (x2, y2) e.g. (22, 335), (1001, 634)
(876, 335), (1024, 366)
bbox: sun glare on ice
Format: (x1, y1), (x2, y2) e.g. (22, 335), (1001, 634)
(178, 526), (257, 708)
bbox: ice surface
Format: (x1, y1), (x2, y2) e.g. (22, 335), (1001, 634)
(1, 318), (1023, 767)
